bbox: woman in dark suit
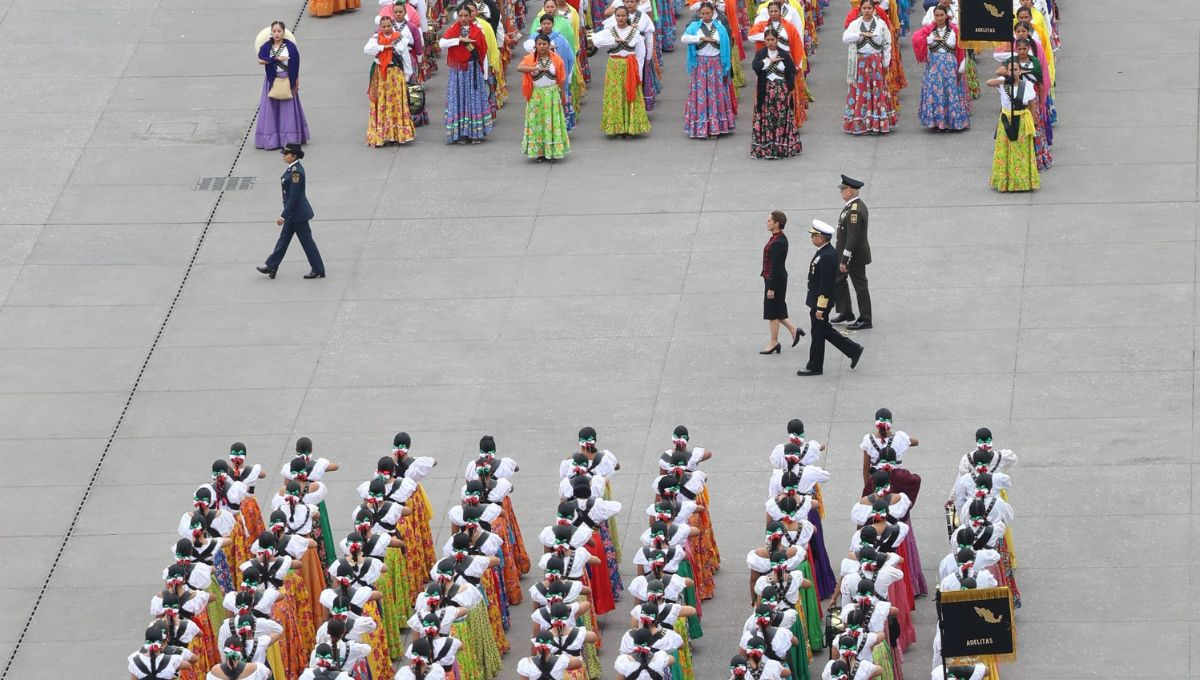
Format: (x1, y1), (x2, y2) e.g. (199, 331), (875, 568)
(761, 210), (803, 354)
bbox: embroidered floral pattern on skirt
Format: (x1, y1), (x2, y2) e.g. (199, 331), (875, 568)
(684, 55), (735, 138)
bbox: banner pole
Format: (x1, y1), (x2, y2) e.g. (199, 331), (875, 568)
(936, 590), (950, 677)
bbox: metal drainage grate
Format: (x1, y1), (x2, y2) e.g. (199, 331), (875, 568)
(196, 176), (256, 191)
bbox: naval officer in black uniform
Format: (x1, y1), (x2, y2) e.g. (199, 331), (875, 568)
(830, 174), (872, 330)
(797, 220), (863, 376)
(258, 142), (325, 279)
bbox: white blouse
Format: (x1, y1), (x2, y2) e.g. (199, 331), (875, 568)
(356, 477), (419, 505)
(406, 637), (461, 667)
(932, 664), (986, 680)
(206, 667), (270, 680)
(448, 502), (502, 527)
(393, 665), (445, 680)
(860, 431), (912, 463)
(838, 567), (903, 608)
(538, 549), (590, 579)
(613, 651), (673, 679)
(769, 440), (821, 468)
(630, 602), (685, 627)
(558, 450), (619, 479)
(821, 659), (878, 680)
(442, 531), (502, 558)
(741, 609), (795, 638)
(957, 448), (1017, 476)
(281, 456), (331, 481)
(590, 25), (646, 73)
(316, 615), (377, 643)
(840, 601), (890, 633)
(737, 627), (793, 659)
(765, 495), (814, 522)
(850, 522), (909, 552)
(767, 465), (831, 496)
(618, 628), (683, 654)
(539, 524), (593, 549)
(938, 569), (999, 591)
(926, 24), (957, 48)
(738, 660), (788, 680)
(178, 510), (235, 539)
(849, 493), (912, 526)
(273, 501), (318, 535)
(412, 583), (483, 616)
(639, 524), (690, 548)
(308, 640), (372, 670)
(843, 17), (892, 66)
(516, 655), (571, 680)
(652, 471), (706, 496)
(128, 651), (186, 679)
(627, 574), (687, 602)
(464, 456), (518, 480)
(560, 474), (607, 501)
(529, 578), (584, 606)
(951, 471), (1013, 510)
(681, 22), (722, 57)
(659, 446), (708, 472)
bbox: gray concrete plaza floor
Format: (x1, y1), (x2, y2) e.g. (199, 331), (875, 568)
(0, 0), (1188, 678)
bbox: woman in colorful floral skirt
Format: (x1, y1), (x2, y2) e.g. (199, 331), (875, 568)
(681, 3), (735, 139)
(365, 17), (418, 146)
(749, 2), (808, 126)
(518, 35), (571, 161)
(440, 5), (495, 143)
(604, 0), (660, 113)
(525, 15), (579, 129)
(590, 8), (652, 137)
(987, 50), (1040, 192)
(995, 35), (1052, 169)
(750, 30), (802, 159)
(911, 5), (969, 131)
(841, 0), (895, 134)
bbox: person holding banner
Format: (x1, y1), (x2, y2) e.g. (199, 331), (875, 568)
(932, 664), (988, 680)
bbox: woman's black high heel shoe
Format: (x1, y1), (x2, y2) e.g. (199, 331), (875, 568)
(759, 344), (782, 355)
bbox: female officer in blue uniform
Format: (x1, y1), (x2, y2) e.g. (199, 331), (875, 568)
(258, 143), (326, 279)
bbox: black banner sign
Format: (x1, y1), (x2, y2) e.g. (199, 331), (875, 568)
(958, 0), (1013, 44)
(937, 588), (1016, 659)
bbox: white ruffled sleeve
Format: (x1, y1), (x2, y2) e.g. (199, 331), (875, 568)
(588, 499), (622, 522)
(849, 502), (872, 526)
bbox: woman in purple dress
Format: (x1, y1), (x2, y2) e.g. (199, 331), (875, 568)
(255, 22), (311, 150)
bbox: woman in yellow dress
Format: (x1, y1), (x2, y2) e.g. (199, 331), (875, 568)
(364, 16), (418, 146)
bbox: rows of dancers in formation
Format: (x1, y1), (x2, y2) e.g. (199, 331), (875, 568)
(261, 0), (1063, 176)
(515, 426), (722, 679)
(724, 412), (1022, 680)
(350, 0), (833, 156)
(927, 427), (1019, 680)
(125, 413), (1020, 680)
(125, 426), (722, 680)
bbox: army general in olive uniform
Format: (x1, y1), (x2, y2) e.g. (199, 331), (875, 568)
(831, 174), (872, 330)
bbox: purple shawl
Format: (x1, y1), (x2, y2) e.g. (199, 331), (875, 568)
(258, 38), (300, 89)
